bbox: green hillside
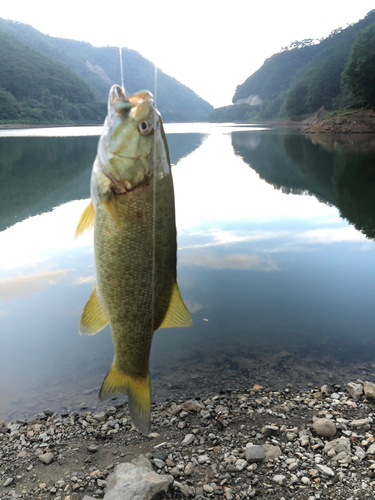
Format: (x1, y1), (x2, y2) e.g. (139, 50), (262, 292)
(0, 18), (213, 123)
(0, 30), (106, 124)
(210, 9), (375, 122)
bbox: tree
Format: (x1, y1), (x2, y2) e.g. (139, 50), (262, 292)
(286, 81), (309, 117)
(342, 22), (375, 105)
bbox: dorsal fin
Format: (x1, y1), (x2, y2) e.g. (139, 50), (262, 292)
(159, 282), (193, 329)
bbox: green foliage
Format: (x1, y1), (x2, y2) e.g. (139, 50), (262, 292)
(0, 29), (107, 124)
(0, 18), (213, 123)
(342, 22), (375, 105)
(209, 104), (255, 122)
(258, 93), (287, 120)
(286, 81), (309, 117)
(233, 45), (320, 104)
(231, 10), (375, 121)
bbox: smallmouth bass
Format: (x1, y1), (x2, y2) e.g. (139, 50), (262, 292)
(75, 85), (192, 434)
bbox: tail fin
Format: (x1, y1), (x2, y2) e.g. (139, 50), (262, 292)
(99, 363), (151, 435)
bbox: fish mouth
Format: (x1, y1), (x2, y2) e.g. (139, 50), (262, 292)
(109, 85), (153, 114)
(100, 167), (149, 195)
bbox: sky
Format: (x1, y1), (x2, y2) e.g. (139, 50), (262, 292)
(0, 1), (374, 108)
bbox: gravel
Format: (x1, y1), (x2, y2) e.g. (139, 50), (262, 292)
(2, 379), (375, 499)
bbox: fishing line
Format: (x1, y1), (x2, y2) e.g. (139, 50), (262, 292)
(118, 44), (158, 334)
(150, 62), (158, 335)
(119, 47), (125, 94)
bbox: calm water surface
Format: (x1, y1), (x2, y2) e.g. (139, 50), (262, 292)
(1, 124), (375, 422)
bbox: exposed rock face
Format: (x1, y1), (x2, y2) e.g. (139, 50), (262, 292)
(234, 94), (262, 106)
(85, 60), (115, 86)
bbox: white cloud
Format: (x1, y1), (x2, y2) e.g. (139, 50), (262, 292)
(0, 270), (70, 300)
(181, 252), (279, 272)
(0, 200), (93, 272)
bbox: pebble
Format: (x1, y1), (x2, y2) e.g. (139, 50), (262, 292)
(181, 433), (194, 446)
(313, 418), (336, 438)
(38, 452), (54, 464)
(316, 464), (335, 476)
(273, 474), (286, 485)
(184, 462), (194, 476)
(245, 444), (264, 462)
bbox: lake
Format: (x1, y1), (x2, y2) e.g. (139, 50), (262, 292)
(1, 124), (375, 423)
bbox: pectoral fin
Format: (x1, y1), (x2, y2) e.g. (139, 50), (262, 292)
(159, 282), (193, 328)
(75, 201), (95, 239)
(79, 285), (109, 335)
(103, 196), (121, 233)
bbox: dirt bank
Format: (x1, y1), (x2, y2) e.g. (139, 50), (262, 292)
(304, 110), (375, 134)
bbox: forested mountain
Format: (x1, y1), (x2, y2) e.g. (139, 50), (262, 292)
(0, 30), (106, 123)
(0, 18), (213, 124)
(210, 10), (375, 122)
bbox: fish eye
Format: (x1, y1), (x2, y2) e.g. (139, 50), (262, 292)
(138, 120), (153, 135)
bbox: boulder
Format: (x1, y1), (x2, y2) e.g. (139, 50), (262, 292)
(105, 456), (173, 500)
(347, 382), (363, 399)
(364, 381), (375, 399)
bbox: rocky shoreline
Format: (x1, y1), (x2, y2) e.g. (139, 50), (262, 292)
(2, 380), (375, 499)
(303, 109), (375, 134)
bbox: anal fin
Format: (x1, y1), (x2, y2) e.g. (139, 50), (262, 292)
(79, 285), (109, 335)
(159, 282), (193, 329)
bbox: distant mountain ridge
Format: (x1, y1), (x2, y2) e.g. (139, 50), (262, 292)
(210, 9), (375, 122)
(0, 18), (213, 124)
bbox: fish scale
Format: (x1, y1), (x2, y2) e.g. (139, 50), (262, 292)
(94, 178), (176, 376)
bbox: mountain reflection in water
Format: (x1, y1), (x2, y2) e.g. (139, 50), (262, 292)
(232, 131), (375, 240)
(1, 125), (375, 423)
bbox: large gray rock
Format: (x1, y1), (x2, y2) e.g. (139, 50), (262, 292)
(245, 444), (264, 463)
(261, 444), (282, 461)
(105, 456), (173, 500)
(364, 381), (375, 399)
(347, 382), (363, 399)
(313, 418), (336, 438)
